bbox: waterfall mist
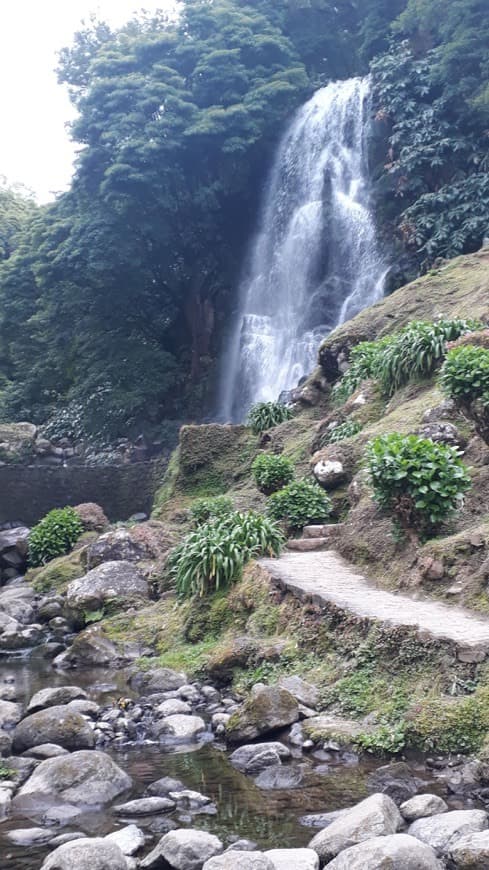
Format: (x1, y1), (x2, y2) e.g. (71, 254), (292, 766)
(218, 77), (387, 422)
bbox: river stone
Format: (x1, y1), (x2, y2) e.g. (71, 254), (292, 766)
(24, 743), (70, 759)
(12, 705), (95, 753)
(0, 585), (36, 624)
(409, 809), (488, 855)
(66, 560), (149, 620)
(147, 776), (185, 797)
(447, 829), (489, 867)
(130, 667), (188, 694)
(230, 742), (291, 773)
(105, 824), (145, 855)
(265, 848), (319, 869)
(0, 787), (11, 820)
(325, 834), (443, 869)
(8, 826), (57, 845)
(277, 676), (319, 709)
(255, 765), (304, 790)
(204, 854), (274, 869)
(41, 837), (128, 870)
(0, 699), (22, 729)
(59, 626), (122, 667)
(156, 699), (192, 717)
(401, 794), (449, 822)
(14, 750), (131, 809)
(114, 796), (175, 815)
(308, 793), (403, 863)
(26, 686), (88, 715)
(367, 761), (425, 804)
(140, 828), (223, 869)
(154, 714), (206, 741)
(226, 687), (299, 744)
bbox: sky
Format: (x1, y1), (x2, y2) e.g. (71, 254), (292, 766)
(0, 1), (175, 203)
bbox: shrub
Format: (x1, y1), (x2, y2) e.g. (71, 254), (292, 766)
(334, 319), (482, 402)
(267, 479), (332, 532)
(251, 453), (294, 494)
(168, 510), (284, 598)
(440, 345), (489, 405)
(190, 495), (234, 526)
(247, 401), (293, 434)
(323, 419), (363, 445)
(29, 507), (84, 567)
(366, 433), (471, 534)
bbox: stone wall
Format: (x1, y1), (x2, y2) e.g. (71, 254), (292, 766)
(0, 460), (165, 525)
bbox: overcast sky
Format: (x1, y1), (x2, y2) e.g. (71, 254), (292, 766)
(0, 1), (175, 202)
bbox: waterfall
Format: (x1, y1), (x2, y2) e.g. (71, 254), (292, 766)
(218, 76), (387, 422)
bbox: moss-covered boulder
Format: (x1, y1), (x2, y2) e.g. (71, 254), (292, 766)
(12, 705), (95, 753)
(66, 560), (150, 625)
(226, 685), (299, 744)
(0, 422), (36, 463)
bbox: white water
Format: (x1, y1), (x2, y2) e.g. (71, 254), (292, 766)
(219, 77), (387, 422)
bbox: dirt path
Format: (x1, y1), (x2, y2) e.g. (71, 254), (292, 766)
(260, 550), (489, 662)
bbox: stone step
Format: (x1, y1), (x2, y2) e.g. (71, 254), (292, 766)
(286, 538), (330, 552)
(303, 524), (337, 539)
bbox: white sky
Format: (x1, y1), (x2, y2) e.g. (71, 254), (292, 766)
(0, 1), (175, 203)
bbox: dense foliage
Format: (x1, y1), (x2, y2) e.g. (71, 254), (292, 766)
(28, 507), (84, 567)
(168, 509), (284, 598)
(334, 319), (481, 401)
(440, 345), (489, 405)
(251, 453), (294, 494)
(247, 402), (294, 435)
(322, 419), (363, 445)
(366, 433), (471, 534)
(267, 479), (332, 532)
(189, 495), (234, 526)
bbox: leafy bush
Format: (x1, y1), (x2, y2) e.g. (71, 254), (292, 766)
(251, 453), (294, 494)
(334, 319), (481, 402)
(28, 507), (84, 567)
(247, 401), (293, 434)
(323, 419), (363, 445)
(366, 433), (471, 534)
(440, 345), (489, 405)
(190, 495), (234, 526)
(267, 479), (332, 532)
(168, 510), (284, 599)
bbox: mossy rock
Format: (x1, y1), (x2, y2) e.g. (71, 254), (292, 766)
(0, 422), (37, 464)
(27, 548), (86, 594)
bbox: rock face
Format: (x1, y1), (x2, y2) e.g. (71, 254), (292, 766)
(308, 793), (402, 863)
(325, 834), (442, 869)
(12, 705), (95, 753)
(66, 560), (149, 622)
(204, 853), (275, 870)
(26, 686), (88, 715)
(447, 829), (489, 867)
(408, 809), (488, 856)
(226, 687), (299, 744)
(140, 828), (223, 869)
(14, 750), (131, 809)
(41, 837), (128, 870)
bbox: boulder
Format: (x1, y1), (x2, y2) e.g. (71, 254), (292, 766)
(277, 676), (319, 709)
(66, 560), (149, 622)
(153, 714), (206, 742)
(447, 829), (489, 867)
(230, 742), (291, 773)
(12, 705), (95, 753)
(86, 528), (157, 569)
(409, 809), (488, 856)
(156, 699), (192, 717)
(130, 667), (188, 694)
(226, 687), (299, 744)
(73, 503), (109, 533)
(146, 776), (185, 797)
(0, 422), (36, 463)
(265, 850), (319, 870)
(24, 744), (70, 760)
(255, 765), (304, 790)
(367, 761), (425, 804)
(140, 828), (223, 869)
(114, 797), (175, 816)
(325, 834), (443, 869)
(204, 854), (274, 870)
(0, 699), (22, 730)
(105, 824), (145, 856)
(400, 794), (449, 822)
(13, 750), (131, 810)
(58, 625), (123, 668)
(41, 837), (128, 870)
(26, 686), (88, 715)
(308, 793), (402, 863)
(414, 422), (466, 449)
(313, 459), (347, 489)
(0, 584), (37, 624)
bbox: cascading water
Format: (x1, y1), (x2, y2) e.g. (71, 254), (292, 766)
(218, 76), (387, 422)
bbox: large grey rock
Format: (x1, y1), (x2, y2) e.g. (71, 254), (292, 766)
(230, 742), (291, 773)
(41, 837), (128, 869)
(26, 686), (88, 715)
(86, 528), (155, 568)
(156, 699), (192, 717)
(326, 834), (443, 869)
(447, 829), (489, 867)
(277, 676), (319, 709)
(409, 810), (488, 856)
(130, 667), (188, 694)
(66, 560), (149, 621)
(13, 705), (95, 753)
(400, 794), (449, 822)
(105, 824), (145, 855)
(114, 796), (175, 815)
(313, 459), (347, 489)
(58, 626), (123, 668)
(204, 853), (274, 870)
(146, 776), (185, 797)
(0, 584), (36, 623)
(265, 848), (319, 870)
(226, 686), (299, 744)
(367, 761), (425, 804)
(140, 828), (223, 869)
(14, 750), (131, 810)
(153, 714), (206, 742)
(308, 793), (403, 863)
(0, 699), (22, 729)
